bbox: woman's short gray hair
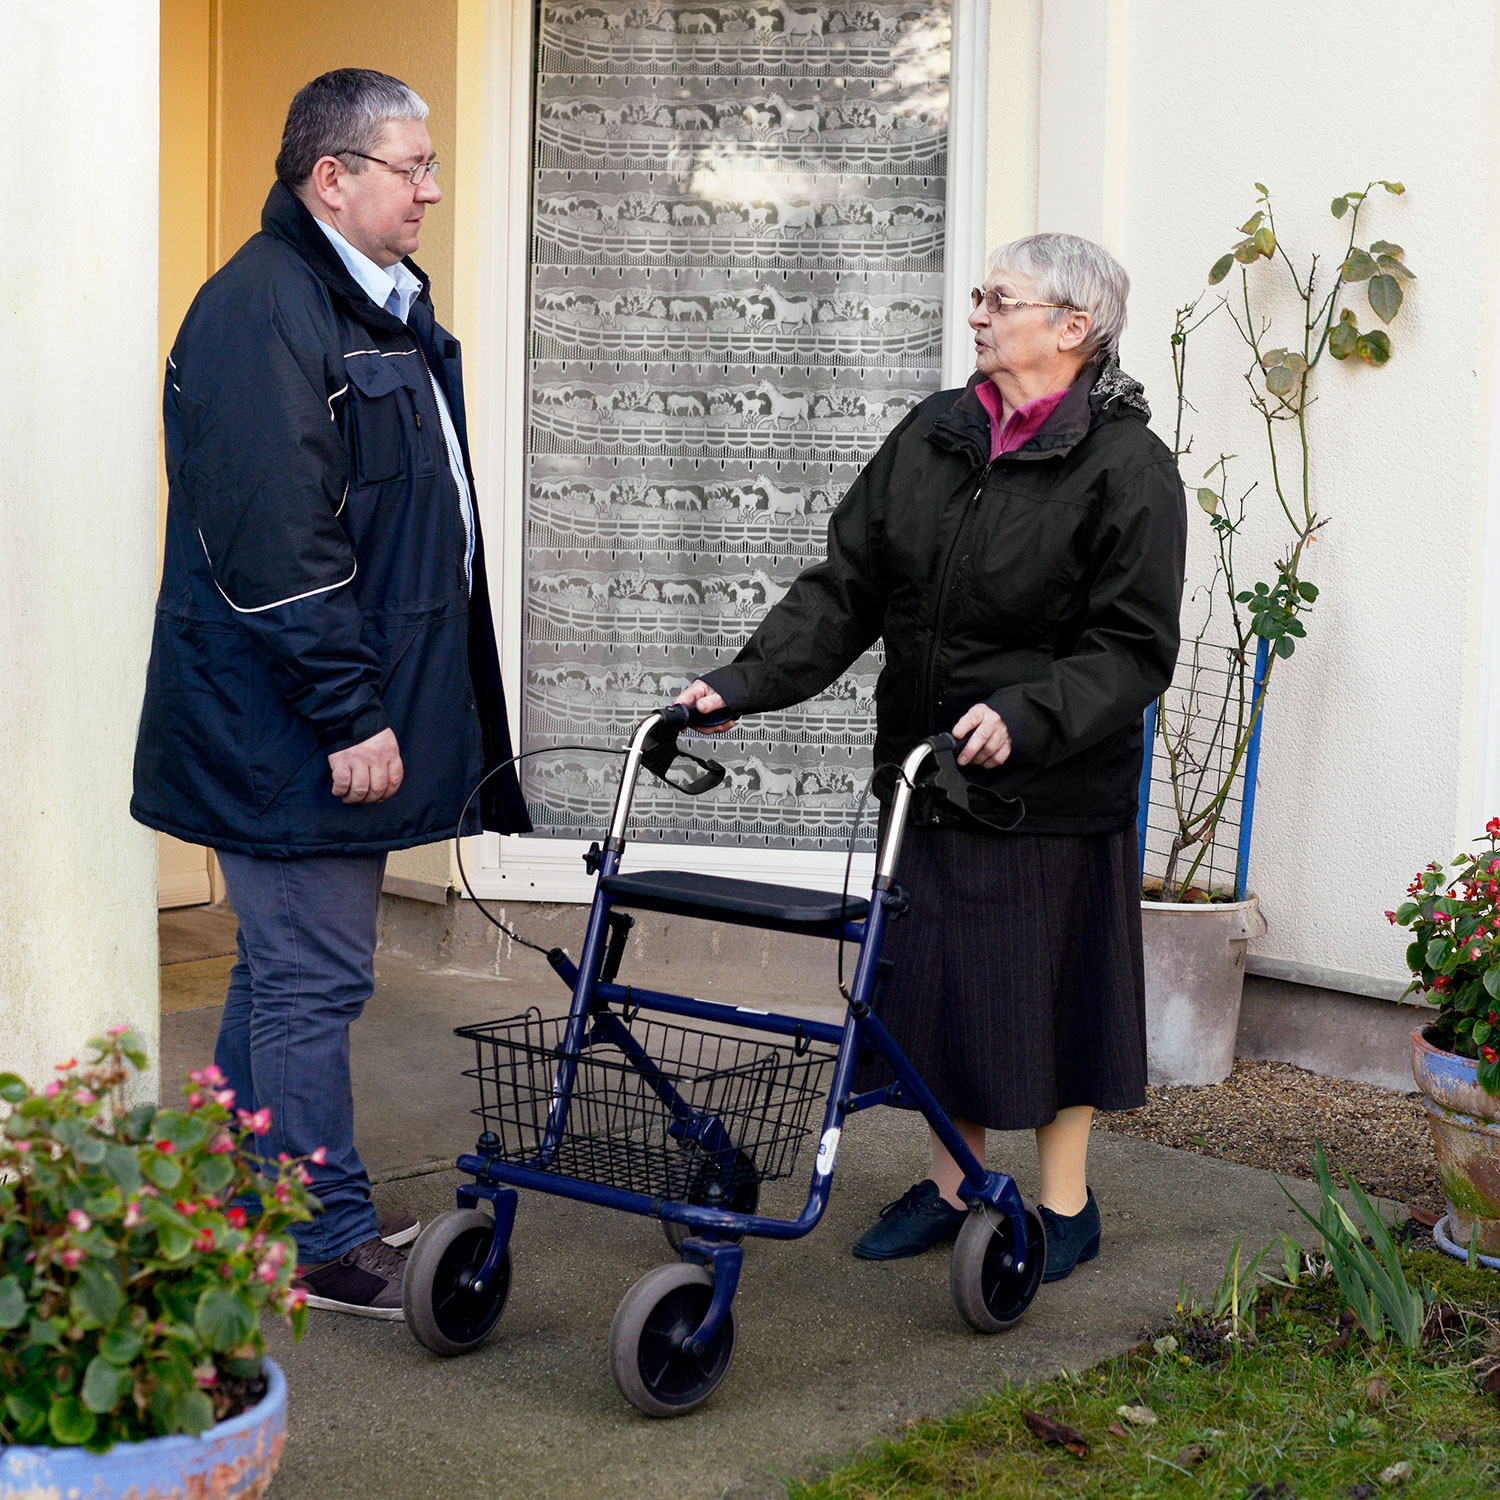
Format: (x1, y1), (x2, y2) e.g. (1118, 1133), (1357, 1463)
(987, 233), (1130, 361)
(276, 68), (429, 187)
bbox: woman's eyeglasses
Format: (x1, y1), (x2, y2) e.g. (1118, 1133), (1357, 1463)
(970, 287), (1080, 316)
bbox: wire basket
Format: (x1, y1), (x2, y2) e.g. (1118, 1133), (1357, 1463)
(457, 1010), (836, 1201)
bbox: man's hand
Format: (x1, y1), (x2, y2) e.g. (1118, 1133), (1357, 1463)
(952, 703), (1012, 769)
(674, 679), (737, 734)
(329, 728), (404, 804)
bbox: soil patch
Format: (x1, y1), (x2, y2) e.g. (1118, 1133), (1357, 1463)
(1095, 1059), (1443, 1216)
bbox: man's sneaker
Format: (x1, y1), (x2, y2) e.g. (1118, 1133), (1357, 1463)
(1038, 1188), (1101, 1282)
(298, 1235), (407, 1319)
(377, 1208), (420, 1249)
(852, 1179), (966, 1260)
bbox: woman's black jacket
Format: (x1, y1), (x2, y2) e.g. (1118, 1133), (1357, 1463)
(131, 183), (530, 856)
(702, 360), (1187, 836)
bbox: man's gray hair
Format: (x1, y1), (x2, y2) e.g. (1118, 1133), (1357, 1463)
(275, 68), (429, 187)
(987, 233), (1130, 360)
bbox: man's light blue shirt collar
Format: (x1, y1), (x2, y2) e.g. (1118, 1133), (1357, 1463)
(313, 217), (420, 323)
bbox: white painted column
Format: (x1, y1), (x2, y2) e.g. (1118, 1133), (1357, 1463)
(0, 4), (160, 1089)
(1037, 0), (1127, 248)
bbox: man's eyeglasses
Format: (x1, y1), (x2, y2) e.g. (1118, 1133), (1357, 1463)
(337, 151), (440, 186)
(971, 286), (1080, 316)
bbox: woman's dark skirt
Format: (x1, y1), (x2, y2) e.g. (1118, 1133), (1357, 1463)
(854, 822), (1148, 1131)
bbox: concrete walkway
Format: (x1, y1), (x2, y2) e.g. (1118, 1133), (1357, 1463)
(161, 951), (1334, 1500)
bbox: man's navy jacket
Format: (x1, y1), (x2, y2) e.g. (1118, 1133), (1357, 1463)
(132, 182), (531, 856)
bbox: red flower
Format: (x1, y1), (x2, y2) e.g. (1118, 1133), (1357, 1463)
(1385, 910), (1397, 924)
(226, 1206), (247, 1229)
(156, 1140), (175, 1154)
(1487, 817), (1500, 837)
(1483, 1046), (1499, 1064)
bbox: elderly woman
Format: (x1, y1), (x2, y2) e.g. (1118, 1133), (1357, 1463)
(678, 233), (1186, 1278)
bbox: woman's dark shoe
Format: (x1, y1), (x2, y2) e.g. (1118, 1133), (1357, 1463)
(852, 1179), (966, 1260)
(1038, 1188), (1101, 1281)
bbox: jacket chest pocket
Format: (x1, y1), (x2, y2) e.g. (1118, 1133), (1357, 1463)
(342, 354), (439, 487)
(956, 494), (1094, 632)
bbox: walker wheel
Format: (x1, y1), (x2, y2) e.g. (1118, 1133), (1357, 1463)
(950, 1204), (1046, 1333)
(403, 1207), (511, 1355)
(609, 1262), (737, 1417)
(663, 1147), (760, 1251)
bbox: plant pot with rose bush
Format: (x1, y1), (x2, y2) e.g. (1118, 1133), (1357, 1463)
(0, 1028), (316, 1498)
(1390, 821), (1500, 1261)
(1142, 179), (1413, 1084)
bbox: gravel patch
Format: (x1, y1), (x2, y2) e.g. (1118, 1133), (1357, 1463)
(1095, 1060), (1443, 1216)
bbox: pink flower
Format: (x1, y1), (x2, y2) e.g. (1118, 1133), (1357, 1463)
(264, 1240), (287, 1268)
(54, 1058), (77, 1072)
(226, 1207), (247, 1229)
(140, 1183), (160, 1198)
(73, 1088), (96, 1106)
(193, 1363), (218, 1388)
(282, 1286), (308, 1313)
(194, 1229), (215, 1252)
(255, 1260), (278, 1284)
(213, 1089), (236, 1109)
(203, 1065), (225, 1086)
(207, 1131), (234, 1155)
(107, 1025), (129, 1038)
(67, 1209), (91, 1233)
(187, 1092), (204, 1109)
(1472, 948), (1484, 960)
(123, 1201), (142, 1229)
(60, 1247), (83, 1271)
(294, 1165), (312, 1187)
(237, 1108), (271, 1136)
(273, 1181), (291, 1204)
(43, 1081), (62, 1099)
(310, 1146), (328, 1166)
(1384, 910), (1397, 924)
(13, 1138), (32, 1154)
(276, 1152), (290, 1164)
(188, 1069), (205, 1086)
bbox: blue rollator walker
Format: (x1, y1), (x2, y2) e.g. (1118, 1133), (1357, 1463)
(401, 706), (1048, 1416)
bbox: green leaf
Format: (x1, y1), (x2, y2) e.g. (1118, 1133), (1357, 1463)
(28, 1316), (63, 1348)
(1253, 225), (1276, 257)
(0, 1274), (25, 1329)
(1341, 248), (1378, 282)
(1266, 365), (1297, 398)
(1377, 254), (1415, 283)
(1197, 487), (1220, 515)
(1356, 330), (1392, 366)
(194, 1153), (234, 1196)
(1297, 580), (1320, 602)
(1479, 1054), (1500, 1095)
(104, 1144), (143, 1195)
(195, 1287), (257, 1351)
(0, 1074), (28, 1104)
(1331, 196), (1349, 218)
(1239, 210), (1265, 235)
(173, 1388), (217, 1436)
(142, 1151), (183, 1190)
(1428, 938), (1453, 969)
(1275, 637), (1295, 658)
(1233, 237), (1260, 265)
(81, 1354), (131, 1414)
(1482, 967), (1500, 999)
(157, 1223), (194, 1261)
(1395, 902), (1419, 924)
(71, 1262), (123, 1328)
(121, 1104), (156, 1141)
(48, 1394), (97, 1446)
(1380, 180), (1405, 195)
(1207, 253), (1234, 285)
(99, 1324), (143, 1364)
(6, 1388), (47, 1433)
(1475, 1019), (1492, 1046)
(1329, 315), (1360, 361)
(1368, 274), (1403, 323)
(1370, 239), (1404, 257)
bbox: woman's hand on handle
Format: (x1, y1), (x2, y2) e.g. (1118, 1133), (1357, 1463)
(674, 679), (738, 734)
(951, 703), (1012, 769)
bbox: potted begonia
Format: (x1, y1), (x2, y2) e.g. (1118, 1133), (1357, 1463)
(1390, 822), (1500, 1260)
(1144, 179), (1413, 1084)
(0, 1028), (315, 1497)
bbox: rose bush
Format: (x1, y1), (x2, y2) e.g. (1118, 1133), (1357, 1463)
(1389, 817), (1500, 1094)
(0, 1029), (317, 1450)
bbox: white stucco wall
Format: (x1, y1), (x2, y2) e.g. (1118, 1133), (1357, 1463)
(0, 5), (160, 1086)
(993, 0), (1500, 986)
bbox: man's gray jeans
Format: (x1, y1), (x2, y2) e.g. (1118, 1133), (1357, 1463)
(215, 850), (387, 1265)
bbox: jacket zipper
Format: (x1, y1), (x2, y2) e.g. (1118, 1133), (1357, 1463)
(922, 460), (993, 734)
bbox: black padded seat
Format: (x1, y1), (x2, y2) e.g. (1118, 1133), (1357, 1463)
(600, 870), (868, 927)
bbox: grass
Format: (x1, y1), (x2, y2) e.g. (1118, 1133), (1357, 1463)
(788, 1247), (1500, 1500)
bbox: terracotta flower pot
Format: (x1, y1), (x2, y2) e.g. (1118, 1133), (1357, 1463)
(1411, 1026), (1500, 1255)
(1142, 894), (1267, 1086)
(0, 1358), (286, 1500)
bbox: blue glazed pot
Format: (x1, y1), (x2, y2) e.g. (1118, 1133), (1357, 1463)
(0, 1357), (285, 1500)
(1412, 1027), (1500, 1256)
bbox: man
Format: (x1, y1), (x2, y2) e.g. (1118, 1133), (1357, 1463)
(132, 69), (530, 1317)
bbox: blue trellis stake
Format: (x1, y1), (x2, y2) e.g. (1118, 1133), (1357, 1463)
(1138, 634), (1272, 901)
